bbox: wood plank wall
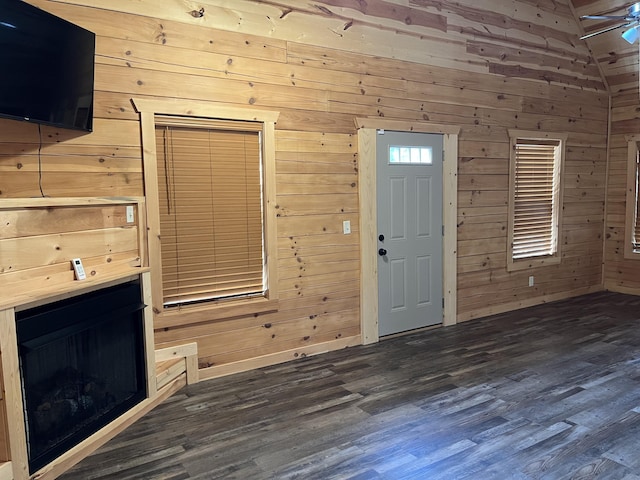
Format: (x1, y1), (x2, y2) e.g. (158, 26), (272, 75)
(604, 90), (640, 293)
(0, 0), (610, 372)
(0, 200), (144, 309)
(570, 0), (640, 294)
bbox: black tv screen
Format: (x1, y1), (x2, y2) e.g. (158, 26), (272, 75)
(0, 0), (95, 132)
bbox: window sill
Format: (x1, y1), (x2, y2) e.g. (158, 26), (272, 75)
(154, 296), (279, 329)
(623, 248), (640, 260)
(507, 255), (560, 272)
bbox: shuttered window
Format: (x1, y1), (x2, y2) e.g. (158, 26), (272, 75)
(155, 119), (264, 307)
(508, 131), (565, 270)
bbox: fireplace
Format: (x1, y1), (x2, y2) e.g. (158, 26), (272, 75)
(15, 279), (147, 474)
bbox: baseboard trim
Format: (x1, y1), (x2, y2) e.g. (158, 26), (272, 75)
(603, 282), (640, 296)
(456, 286), (604, 323)
(198, 335), (362, 381)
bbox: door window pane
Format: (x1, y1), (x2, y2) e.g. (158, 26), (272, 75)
(389, 146), (433, 164)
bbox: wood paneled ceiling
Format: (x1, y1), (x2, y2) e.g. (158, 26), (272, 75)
(571, 0), (640, 94)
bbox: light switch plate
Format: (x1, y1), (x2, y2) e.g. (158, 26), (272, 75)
(343, 220), (351, 234)
(126, 205), (135, 223)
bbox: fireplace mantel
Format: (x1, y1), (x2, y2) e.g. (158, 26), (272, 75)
(0, 198), (197, 480)
(0, 197), (149, 312)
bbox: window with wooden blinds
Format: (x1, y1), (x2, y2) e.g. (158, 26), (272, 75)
(633, 150), (640, 250)
(155, 121), (264, 307)
(507, 131), (565, 271)
(625, 138), (640, 259)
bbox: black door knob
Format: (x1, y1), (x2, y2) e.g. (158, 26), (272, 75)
(378, 248), (387, 256)
(379, 234), (385, 242)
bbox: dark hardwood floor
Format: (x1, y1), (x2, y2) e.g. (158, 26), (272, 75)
(60, 291), (640, 480)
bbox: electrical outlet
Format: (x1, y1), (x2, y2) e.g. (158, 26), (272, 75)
(343, 220), (351, 234)
(528, 275), (534, 287)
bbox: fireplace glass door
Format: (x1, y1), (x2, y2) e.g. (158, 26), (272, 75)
(16, 279), (147, 473)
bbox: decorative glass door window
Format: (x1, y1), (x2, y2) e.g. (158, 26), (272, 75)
(389, 146), (433, 164)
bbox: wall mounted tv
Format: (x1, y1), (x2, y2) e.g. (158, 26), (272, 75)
(0, 0), (95, 132)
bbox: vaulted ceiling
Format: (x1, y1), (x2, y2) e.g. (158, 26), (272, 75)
(571, 0), (640, 95)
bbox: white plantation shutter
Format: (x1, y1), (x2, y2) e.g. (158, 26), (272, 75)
(155, 120), (265, 307)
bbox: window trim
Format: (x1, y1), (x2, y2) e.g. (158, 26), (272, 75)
(507, 129), (567, 272)
(624, 134), (640, 259)
(132, 98), (279, 327)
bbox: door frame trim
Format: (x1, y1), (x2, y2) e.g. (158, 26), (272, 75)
(355, 118), (460, 344)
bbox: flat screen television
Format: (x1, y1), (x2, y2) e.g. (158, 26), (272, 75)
(0, 0), (95, 132)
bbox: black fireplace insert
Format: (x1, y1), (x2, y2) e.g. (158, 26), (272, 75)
(16, 279), (147, 473)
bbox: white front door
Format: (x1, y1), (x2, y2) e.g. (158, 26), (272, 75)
(377, 131), (443, 336)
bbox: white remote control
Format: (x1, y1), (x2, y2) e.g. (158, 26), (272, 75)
(71, 258), (86, 280)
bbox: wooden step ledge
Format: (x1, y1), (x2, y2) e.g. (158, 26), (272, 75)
(155, 343), (199, 391)
(0, 461), (12, 480)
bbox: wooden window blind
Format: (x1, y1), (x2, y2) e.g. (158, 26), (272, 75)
(155, 121), (264, 307)
(511, 138), (562, 260)
(633, 148), (640, 250)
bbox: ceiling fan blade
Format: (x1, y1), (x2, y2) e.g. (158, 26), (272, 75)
(580, 15), (628, 20)
(580, 22), (633, 40)
(622, 25), (640, 43)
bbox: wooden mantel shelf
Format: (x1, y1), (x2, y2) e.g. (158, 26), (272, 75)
(1, 267), (150, 313)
